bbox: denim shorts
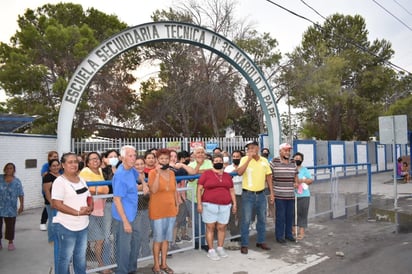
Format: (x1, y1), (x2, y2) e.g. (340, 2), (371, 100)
(201, 202), (231, 224)
(151, 217), (176, 243)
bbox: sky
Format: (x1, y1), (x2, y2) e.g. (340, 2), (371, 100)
(0, 0), (411, 104)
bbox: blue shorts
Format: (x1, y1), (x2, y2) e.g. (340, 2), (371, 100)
(201, 202), (231, 224)
(151, 217), (176, 243)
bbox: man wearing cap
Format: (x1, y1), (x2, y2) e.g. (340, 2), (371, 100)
(237, 140), (274, 254)
(270, 143), (298, 244)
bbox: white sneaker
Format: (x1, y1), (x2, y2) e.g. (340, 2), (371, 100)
(216, 247), (228, 258)
(207, 249), (220, 261)
(40, 224), (47, 231)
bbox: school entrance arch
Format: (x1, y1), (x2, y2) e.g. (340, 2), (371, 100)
(57, 21), (281, 153)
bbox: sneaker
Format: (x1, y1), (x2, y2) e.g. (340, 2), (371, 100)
(207, 249), (220, 261)
(40, 224), (47, 231)
(216, 247), (228, 258)
(181, 235), (192, 242)
(175, 236), (182, 244)
(8, 243), (15, 251)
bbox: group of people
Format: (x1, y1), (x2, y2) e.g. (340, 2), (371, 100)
(0, 141), (314, 274)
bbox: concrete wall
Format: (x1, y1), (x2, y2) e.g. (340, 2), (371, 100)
(0, 133), (57, 209)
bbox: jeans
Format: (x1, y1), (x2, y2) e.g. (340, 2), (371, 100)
(113, 215), (139, 274)
(55, 223), (88, 274)
(240, 191), (267, 247)
(134, 209), (151, 259)
(45, 205), (57, 243)
(275, 199), (294, 240)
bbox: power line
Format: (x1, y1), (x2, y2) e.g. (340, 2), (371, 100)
(393, 0), (412, 17)
(263, 0), (411, 75)
(372, 0), (412, 32)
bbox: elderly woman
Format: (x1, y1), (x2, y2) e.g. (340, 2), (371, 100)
(79, 152), (111, 274)
(0, 163), (24, 251)
(197, 154), (236, 261)
(148, 148), (179, 274)
(52, 152), (93, 274)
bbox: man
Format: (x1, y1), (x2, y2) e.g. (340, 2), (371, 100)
(237, 141), (274, 254)
(188, 146), (213, 250)
(112, 145), (139, 274)
(224, 150), (243, 239)
(270, 143), (297, 244)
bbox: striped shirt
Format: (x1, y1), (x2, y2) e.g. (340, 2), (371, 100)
(270, 157), (297, 199)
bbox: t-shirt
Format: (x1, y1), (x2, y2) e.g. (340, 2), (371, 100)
(111, 164), (138, 222)
(271, 157), (297, 200)
(79, 167), (108, 217)
(42, 173), (58, 205)
(224, 164), (242, 195)
(295, 166), (312, 198)
(198, 170), (233, 205)
(239, 156), (272, 191)
(187, 160), (213, 203)
(52, 176), (90, 231)
(0, 175), (24, 217)
(148, 169), (178, 220)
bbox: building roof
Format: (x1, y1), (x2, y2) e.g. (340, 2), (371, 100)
(0, 113), (37, 132)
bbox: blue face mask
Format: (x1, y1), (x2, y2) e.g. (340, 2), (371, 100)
(109, 157), (119, 167)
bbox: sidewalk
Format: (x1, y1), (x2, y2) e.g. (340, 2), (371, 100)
(1, 171), (411, 274)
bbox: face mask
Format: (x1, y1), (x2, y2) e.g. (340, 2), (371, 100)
(213, 163), (224, 170)
(184, 159), (190, 165)
(223, 156), (230, 163)
(295, 160), (302, 166)
(109, 157), (119, 167)
(160, 164), (170, 170)
(262, 153), (269, 158)
(232, 159), (240, 166)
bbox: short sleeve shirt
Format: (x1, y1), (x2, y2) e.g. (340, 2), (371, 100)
(239, 156), (272, 191)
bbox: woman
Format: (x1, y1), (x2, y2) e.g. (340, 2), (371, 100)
(102, 149), (120, 182)
(42, 159), (61, 243)
(144, 152), (157, 176)
(148, 149), (179, 274)
(79, 152), (111, 274)
(40, 150), (59, 231)
(0, 163), (24, 251)
(133, 156), (151, 265)
(197, 154), (236, 261)
(52, 152), (93, 274)
(292, 152), (313, 240)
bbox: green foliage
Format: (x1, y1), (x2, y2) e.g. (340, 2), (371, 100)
(0, 3), (138, 137)
(283, 13), (400, 140)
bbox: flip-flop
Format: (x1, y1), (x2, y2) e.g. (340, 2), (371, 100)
(160, 265), (174, 274)
(152, 267), (162, 274)
(297, 234), (304, 240)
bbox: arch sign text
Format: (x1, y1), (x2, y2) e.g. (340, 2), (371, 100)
(57, 21), (281, 153)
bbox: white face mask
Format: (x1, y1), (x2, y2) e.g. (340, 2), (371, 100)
(109, 157), (119, 167)
(223, 156), (230, 163)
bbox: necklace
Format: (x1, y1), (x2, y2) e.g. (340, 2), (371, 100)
(214, 171), (223, 183)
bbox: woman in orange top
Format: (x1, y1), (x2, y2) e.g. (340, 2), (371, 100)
(148, 148), (179, 274)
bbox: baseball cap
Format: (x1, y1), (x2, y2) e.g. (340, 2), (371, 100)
(244, 140), (259, 148)
(279, 143), (292, 150)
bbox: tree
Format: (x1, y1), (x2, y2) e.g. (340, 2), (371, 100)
(136, 1), (281, 137)
(282, 14), (397, 140)
(0, 3), (140, 136)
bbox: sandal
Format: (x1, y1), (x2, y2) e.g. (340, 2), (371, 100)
(160, 265), (174, 274)
(152, 267), (162, 274)
(297, 234), (304, 240)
